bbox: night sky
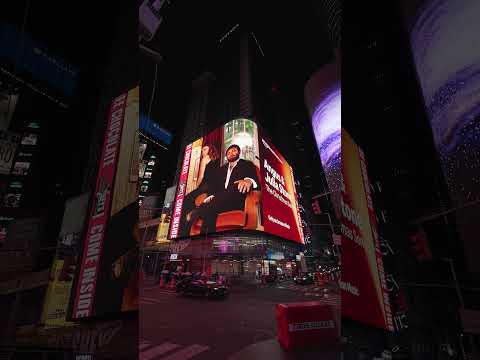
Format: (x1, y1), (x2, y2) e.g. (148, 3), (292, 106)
(142, 0), (333, 135)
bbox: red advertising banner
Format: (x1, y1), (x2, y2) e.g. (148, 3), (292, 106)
(72, 94), (128, 319)
(341, 128), (393, 331)
(258, 131), (304, 243)
(358, 147), (393, 331)
(169, 143), (193, 239)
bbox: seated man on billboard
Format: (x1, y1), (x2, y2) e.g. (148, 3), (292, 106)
(185, 144), (260, 234)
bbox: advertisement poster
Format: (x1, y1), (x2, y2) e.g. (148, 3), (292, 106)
(71, 87), (139, 320)
(21, 133), (38, 146)
(169, 118), (304, 244)
(156, 185), (176, 243)
(41, 193), (90, 328)
(0, 130), (20, 175)
(340, 128), (393, 331)
(11, 161), (31, 176)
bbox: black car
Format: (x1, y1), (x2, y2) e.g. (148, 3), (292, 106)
(176, 276), (228, 299)
(294, 273), (315, 285)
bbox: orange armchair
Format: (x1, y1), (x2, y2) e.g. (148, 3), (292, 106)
(188, 189), (263, 236)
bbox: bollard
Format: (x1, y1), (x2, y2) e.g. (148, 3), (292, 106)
(168, 275), (177, 290)
(159, 275), (166, 288)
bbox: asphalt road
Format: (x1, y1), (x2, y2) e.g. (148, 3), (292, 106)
(140, 279), (340, 360)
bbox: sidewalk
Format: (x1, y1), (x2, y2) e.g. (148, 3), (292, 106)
(228, 338), (340, 360)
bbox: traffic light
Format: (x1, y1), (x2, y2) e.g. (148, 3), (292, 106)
(408, 227), (433, 262)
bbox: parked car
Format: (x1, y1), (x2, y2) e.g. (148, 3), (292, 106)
(294, 273), (315, 285)
(176, 276), (228, 299)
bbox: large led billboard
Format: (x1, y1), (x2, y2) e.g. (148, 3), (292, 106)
(41, 193), (90, 328)
(71, 87), (139, 320)
(305, 62), (341, 217)
(341, 129), (393, 331)
(410, 0), (480, 273)
(169, 119), (304, 244)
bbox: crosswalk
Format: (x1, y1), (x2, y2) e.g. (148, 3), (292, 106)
(140, 340), (209, 360)
(140, 289), (177, 305)
(275, 282), (324, 293)
(274, 282), (341, 307)
(304, 293), (341, 308)
(278, 283), (314, 290)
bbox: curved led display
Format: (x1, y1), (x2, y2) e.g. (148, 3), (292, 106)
(305, 63), (341, 212)
(411, 0), (480, 206)
(168, 118), (304, 244)
(311, 84), (341, 183)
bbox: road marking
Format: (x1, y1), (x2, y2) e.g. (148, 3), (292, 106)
(140, 343), (151, 350)
(140, 343), (180, 360)
(158, 344), (210, 360)
(143, 287), (177, 292)
(141, 290), (176, 295)
(142, 296), (161, 301)
(140, 301), (158, 305)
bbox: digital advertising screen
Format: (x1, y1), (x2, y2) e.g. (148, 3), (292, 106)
(71, 86), (139, 320)
(305, 62), (341, 218)
(169, 118), (304, 244)
(341, 129), (393, 331)
(41, 193), (90, 328)
(156, 186), (176, 243)
(410, 0), (480, 274)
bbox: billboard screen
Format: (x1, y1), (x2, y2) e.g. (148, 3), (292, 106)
(169, 119), (304, 244)
(41, 193), (90, 328)
(305, 63), (341, 217)
(410, 0), (480, 273)
(341, 129), (393, 331)
(71, 87), (139, 320)
(156, 186), (176, 243)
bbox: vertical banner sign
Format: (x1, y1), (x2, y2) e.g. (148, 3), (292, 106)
(358, 148), (394, 331)
(290, 165), (304, 243)
(41, 193), (90, 328)
(168, 144), (192, 239)
(341, 128), (393, 331)
(72, 94), (128, 319)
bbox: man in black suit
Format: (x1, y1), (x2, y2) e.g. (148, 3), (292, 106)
(186, 144), (260, 234)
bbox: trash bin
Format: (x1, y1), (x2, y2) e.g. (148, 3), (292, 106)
(276, 301), (339, 350)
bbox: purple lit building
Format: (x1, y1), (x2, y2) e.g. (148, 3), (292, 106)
(305, 61), (341, 216)
(410, 0), (480, 276)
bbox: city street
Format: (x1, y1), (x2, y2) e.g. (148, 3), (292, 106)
(140, 278), (340, 360)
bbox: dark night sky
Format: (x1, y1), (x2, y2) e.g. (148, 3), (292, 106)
(342, 2), (446, 211)
(141, 0), (333, 135)
(139, 0), (334, 192)
(3, 1), (332, 202)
